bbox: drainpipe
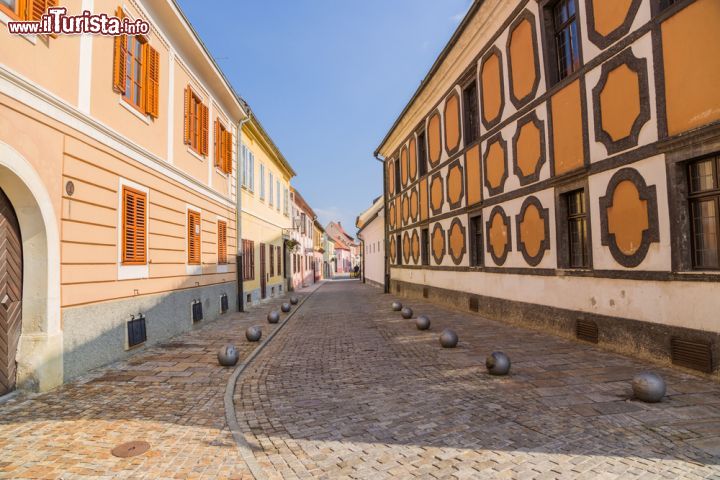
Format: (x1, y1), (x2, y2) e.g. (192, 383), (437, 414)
(236, 108), (252, 312)
(374, 153), (389, 294)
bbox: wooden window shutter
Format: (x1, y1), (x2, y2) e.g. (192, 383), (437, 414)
(122, 187), (147, 264)
(218, 221), (227, 264)
(112, 8), (128, 94)
(144, 44), (160, 118)
(188, 210), (201, 264)
(183, 86), (192, 145)
(29, 0), (57, 22)
(200, 103), (209, 156)
(214, 119), (221, 167)
(223, 130), (233, 174)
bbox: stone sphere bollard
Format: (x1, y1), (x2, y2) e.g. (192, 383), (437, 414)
(281, 303), (291, 313)
(415, 315), (431, 331)
(267, 311), (280, 324)
(392, 301), (403, 311)
(290, 296), (299, 305)
(217, 344), (239, 367)
(439, 329), (458, 348)
(246, 326), (262, 342)
(632, 372), (666, 403)
(486, 352), (511, 376)
(401, 307), (414, 319)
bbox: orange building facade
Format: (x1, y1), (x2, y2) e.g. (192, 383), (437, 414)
(376, 0), (720, 377)
(0, 0), (246, 392)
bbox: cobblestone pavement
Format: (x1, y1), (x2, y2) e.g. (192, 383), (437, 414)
(0, 287), (316, 480)
(235, 281), (720, 480)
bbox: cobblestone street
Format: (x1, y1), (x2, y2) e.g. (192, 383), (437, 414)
(1, 280), (720, 479)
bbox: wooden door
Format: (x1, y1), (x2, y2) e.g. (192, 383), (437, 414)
(0, 188), (22, 396)
(260, 243), (267, 299)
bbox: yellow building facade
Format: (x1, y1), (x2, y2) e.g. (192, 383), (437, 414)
(239, 116), (295, 306)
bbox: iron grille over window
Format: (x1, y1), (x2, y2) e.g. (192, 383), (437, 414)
(470, 215), (483, 267)
(688, 156), (720, 269)
(418, 131), (428, 177)
(220, 294), (229, 314)
(128, 314), (147, 348)
(421, 228), (430, 266)
(192, 301), (203, 323)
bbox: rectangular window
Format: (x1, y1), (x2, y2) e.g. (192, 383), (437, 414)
(565, 189), (589, 268)
(187, 210), (201, 265)
(462, 81), (479, 145)
(123, 35), (146, 112)
(122, 186), (147, 265)
(551, 0), (580, 81)
(277, 245), (282, 276)
(418, 130), (428, 177)
(394, 158), (401, 193)
(242, 239), (255, 280)
(283, 188), (289, 216)
(214, 120), (232, 174)
(259, 164), (266, 200)
(688, 156), (720, 270)
(185, 87), (208, 156)
(218, 220), (227, 264)
(470, 215), (483, 267)
(276, 180), (281, 211)
(421, 228), (430, 266)
(269, 244), (275, 276)
(396, 234), (402, 265)
(269, 172), (274, 206)
(300, 213), (306, 235)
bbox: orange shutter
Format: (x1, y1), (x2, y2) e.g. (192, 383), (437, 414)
(188, 210), (201, 264)
(183, 86), (192, 145)
(112, 7), (127, 94)
(29, 0), (57, 21)
(218, 221), (227, 264)
(200, 103), (209, 156)
(144, 44), (160, 118)
(214, 119), (221, 167)
(122, 187), (147, 265)
(223, 130), (233, 174)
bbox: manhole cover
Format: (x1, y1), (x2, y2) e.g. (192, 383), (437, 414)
(111, 441), (150, 458)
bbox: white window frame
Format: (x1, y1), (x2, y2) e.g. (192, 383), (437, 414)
(269, 172), (274, 206)
(276, 179), (280, 211)
(259, 163), (266, 200)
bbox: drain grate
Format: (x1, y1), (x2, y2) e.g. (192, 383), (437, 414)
(576, 319), (599, 343)
(671, 337), (713, 373)
(111, 441), (150, 458)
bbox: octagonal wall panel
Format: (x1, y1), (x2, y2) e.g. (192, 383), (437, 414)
(446, 159), (464, 210)
(662, 0), (720, 136)
(400, 145), (409, 187)
(444, 91), (462, 155)
(515, 196), (550, 267)
(431, 222), (446, 265)
(486, 206), (511, 266)
(387, 160), (395, 196)
(409, 188), (419, 222)
(507, 11), (540, 107)
(427, 111), (443, 167)
(586, 0), (642, 49)
(513, 111), (546, 186)
(429, 172), (445, 216)
(480, 47), (505, 129)
(550, 79), (586, 176)
(419, 177), (429, 221)
(411, 229), (420, 264)
(448, 218), (467, 266)
(484, 134), (508, 196)
(408, 136), (417, 181)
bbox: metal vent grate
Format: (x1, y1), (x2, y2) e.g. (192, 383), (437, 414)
(576, 319), (599, 343)
(192, 301), (203, 323)
(671, 337), (713, 373)
(469, 296), (479, 312)
(128, 314), (147, 347)
(220, 294), (229, 314)
(423, 287), (429, 298)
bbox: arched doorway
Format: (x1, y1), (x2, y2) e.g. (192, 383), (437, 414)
(0, 187), (22, 395)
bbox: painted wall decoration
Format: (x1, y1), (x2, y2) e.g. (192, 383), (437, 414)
(400, 145), (409, 187)
(444, 91), (462, 155)
(428, 111), (443, 166)
(550, 79), (586, 176)
(515, 196), (550, 266)
(446, 160), (465, 210)
(466, 144), (482, 206)
(486, 206), (511, 265)
(401, 193), (410, 225)
(592, 48), (650, 155)
(388, 200), (396, 230)
(506, 10), (540, 108)
(661, 0), (720, 135)
(388, 160), (395, 196)
(512, 111), (545, 185)
(448, 218), (467, 265)
(402, 231), (411, 264)
(419, 177), (429, 221)
(599, 168), (659, 268)
(484, 133), (508, 196)
(430, 172), (444, 215)
(408, 136), (417, 181)
(431, 223), (446, 265)
(389, 235), (396, 263)
(480, 46), (505, 129)
(411, 229), (420, 264)
(410, 188), (419, 222)
(585, 0), (642, 49)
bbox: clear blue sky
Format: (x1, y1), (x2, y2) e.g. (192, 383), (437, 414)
(177, 0), (472, 235)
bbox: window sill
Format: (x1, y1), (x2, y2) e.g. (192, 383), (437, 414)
(187, 147), (205, 162)
(217, 264), (229, 274)
(215, 167), (230, 178)
(186, 264), (202, 276)
(120, 98), (151, 124)
(0, 10), (37, 45)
